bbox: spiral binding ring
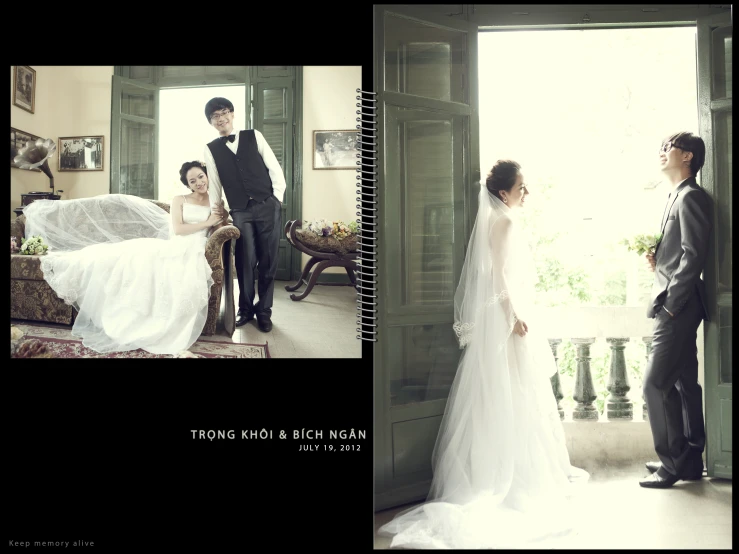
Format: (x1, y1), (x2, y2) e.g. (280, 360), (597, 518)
(355, 90), (378, 342)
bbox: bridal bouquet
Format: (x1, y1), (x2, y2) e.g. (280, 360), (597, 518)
(620, 232), (662, 256)
(19, 235), (49, 255)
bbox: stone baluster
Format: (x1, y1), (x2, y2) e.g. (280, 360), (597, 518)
(548, 339), (565, 420)
(572, 338), (598, 421)
(642, 336), (654, 421)
(606, 337), (633, 420)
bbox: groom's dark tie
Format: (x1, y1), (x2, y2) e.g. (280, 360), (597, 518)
(220, 135), (236, 143)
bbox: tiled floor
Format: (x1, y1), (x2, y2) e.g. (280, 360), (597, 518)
(12, 279), (361, 359)
(214, 279), (360, 358)
(374, 463), (733, 549)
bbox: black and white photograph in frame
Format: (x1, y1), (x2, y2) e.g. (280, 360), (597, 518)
(13, 66), (36, 114)
(58, 136), (104, 171)
(11, 127), (42, 171)
(313, 130), (358, 170)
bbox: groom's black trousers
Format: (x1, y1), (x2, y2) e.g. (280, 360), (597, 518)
(643, 290), (706, 477)
(231, 196), (281, 318)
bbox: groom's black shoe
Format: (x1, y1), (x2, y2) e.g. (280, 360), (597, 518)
(639, 467), (680, 488)
(256, 314), (272, 332)
(236, 311), (254, 327)
(645, 460), (703, 480)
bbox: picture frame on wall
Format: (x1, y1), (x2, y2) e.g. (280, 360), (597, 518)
(11, 127), (42, 171)
(58, 136), (104, 171)
(313, 130), (358, 170)
(13, 66), (36, 114)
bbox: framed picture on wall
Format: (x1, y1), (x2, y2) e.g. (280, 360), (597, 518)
(13, 66), (36, 114)
(313, 130), (358, 170)
(58, 136), (104, 171)
(11, 127), (42, 171)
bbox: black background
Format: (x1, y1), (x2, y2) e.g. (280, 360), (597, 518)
(9, 5), (376, 550)
(8, 363), (373, 550)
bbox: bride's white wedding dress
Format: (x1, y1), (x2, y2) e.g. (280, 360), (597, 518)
(378, 185), (589, 549)
(24, 194), (214, 355)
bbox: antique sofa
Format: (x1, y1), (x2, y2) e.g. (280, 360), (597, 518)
(10, 199), (240, 336)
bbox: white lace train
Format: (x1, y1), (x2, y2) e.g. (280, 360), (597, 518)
(378, 185), (589, 549)
(39, 203), (214, 355)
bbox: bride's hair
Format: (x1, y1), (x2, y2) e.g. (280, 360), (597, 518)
(485, 160), (521, 200)
(179, 161), (208, 188)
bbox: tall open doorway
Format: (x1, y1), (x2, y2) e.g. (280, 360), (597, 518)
(372, 5), (731, 511)
(477, 26), (699, 414)
(111, 66), (301, 281)
(158, 86), (246, 203)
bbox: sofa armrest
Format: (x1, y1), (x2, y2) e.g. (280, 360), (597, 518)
(11, 215), (26, 244)
(205, 224), (240, 270)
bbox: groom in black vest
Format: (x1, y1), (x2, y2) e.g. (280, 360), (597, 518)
(204, 97), (286, 332)
(639, 132), (712, 488)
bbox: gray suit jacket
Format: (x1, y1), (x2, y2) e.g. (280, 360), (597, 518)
(648, 177), (712, 320)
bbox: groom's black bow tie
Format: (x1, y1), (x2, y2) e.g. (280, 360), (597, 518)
(220, 135), (236, 143)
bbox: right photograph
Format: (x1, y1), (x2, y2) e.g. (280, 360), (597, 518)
(371, 4), (732, 550)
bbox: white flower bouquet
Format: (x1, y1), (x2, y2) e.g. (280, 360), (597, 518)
(19, 235), (49, 256)
(621, 232), (662, 256)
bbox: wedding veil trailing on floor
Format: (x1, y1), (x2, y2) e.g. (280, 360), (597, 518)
(378, 184), (588, 549)
(23, 194), (213, 355)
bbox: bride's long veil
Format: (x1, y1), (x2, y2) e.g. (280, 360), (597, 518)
(379, 184), (587, 549)
(22, 194), (212, 355)
(24, 194), (171, 252)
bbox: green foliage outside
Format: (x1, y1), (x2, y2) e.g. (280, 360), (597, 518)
(518, 181), (655, 416)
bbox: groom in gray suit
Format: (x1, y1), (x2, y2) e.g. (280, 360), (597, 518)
(640, 132), (713, 489)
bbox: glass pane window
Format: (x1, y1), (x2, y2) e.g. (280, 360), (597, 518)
(719, 306), (732, 384)
(120, 120), (155, 199)
(121, 82), (154, 119)
(401, 118), (455, 306)
(715, 111), (732, 292)
(385, 12), (467, 103)
(712, 26), (732, 99)
(390, 324), (461, 406)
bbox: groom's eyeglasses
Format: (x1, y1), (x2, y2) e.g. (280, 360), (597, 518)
(210, 109), (232, 122)
(660, 141), (686, 154)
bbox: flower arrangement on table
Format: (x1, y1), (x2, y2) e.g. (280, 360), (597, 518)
(304, 218), (358, 240)
(17, 235), (49, 256)
(620, 232), (662, 256)
(296, 219), (359, 255)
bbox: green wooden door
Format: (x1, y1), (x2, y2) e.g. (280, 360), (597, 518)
(697, 12), (732, 479)
(374, 5), (480, 511)
(110, 76), (158, 199)
(251, 67), (298, 282)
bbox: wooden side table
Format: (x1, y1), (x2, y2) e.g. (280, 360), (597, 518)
(283, 220), (357, 301)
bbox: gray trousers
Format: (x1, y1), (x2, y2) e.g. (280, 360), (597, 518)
(231, 196), (281, 317)
(643, 291), (706, 476)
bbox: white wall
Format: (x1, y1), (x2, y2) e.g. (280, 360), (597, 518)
(302, 66), (362, 273)
(11, 66), (114, 219)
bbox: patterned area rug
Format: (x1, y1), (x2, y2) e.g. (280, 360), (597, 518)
(11, 324), (270, 359)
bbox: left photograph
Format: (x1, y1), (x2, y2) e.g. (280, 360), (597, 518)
(10, 65), (362, 359)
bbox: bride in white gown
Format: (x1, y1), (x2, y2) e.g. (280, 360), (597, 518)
(378, 160), (589, 549)
(23, 161), (224, 355)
